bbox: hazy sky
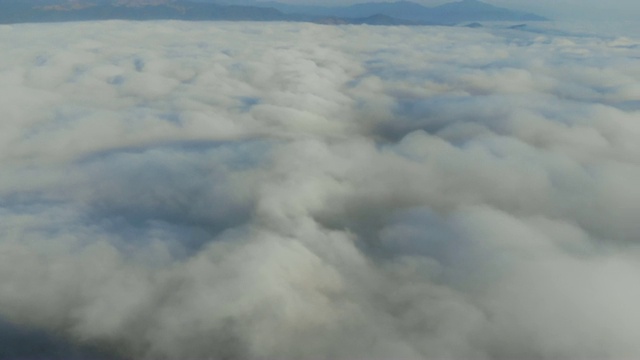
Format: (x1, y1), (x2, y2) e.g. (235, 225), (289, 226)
(490, 0), (640, 20)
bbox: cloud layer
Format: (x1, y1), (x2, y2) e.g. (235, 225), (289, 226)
(1, 21), (640, 359)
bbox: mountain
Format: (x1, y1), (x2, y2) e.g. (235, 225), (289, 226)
(0, 1), (290, 23)
(0, 0), (548, 25)
(259, 1), (430, 19)
(257, 0), (547, 23)
(351, 13), (419, 25)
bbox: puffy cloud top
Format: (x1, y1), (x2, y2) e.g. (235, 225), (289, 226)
(1, 20), (640, 359)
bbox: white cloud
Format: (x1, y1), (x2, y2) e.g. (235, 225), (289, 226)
(1, 20), (640, 359)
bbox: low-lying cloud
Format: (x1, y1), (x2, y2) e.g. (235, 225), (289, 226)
(1, 20), (640, 359)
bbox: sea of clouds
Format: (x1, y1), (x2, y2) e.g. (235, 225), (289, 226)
(1, 20), (640, 359)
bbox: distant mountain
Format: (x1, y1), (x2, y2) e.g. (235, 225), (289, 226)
(255, 1), (432, 20)
(0, 1), (289, 23)
(0, 0), (548, 25)
(352, 13), (420, 25)
(464, 22), (483, 28)
(257, 0), (547, 23)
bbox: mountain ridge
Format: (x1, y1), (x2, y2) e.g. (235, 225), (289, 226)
(0, 0), (549, 25)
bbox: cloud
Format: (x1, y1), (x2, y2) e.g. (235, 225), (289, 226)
(1, 20), (640, 359)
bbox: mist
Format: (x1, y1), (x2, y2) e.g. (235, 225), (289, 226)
(1, 21), (640, 359)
